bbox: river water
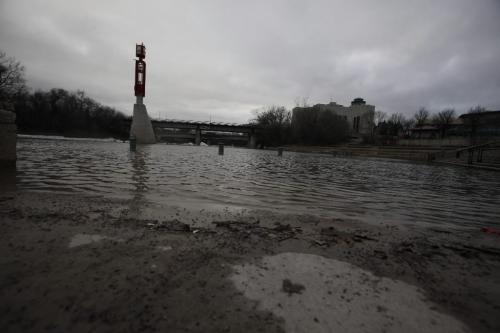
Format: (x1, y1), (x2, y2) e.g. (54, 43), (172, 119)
(12, 136), (500, 228)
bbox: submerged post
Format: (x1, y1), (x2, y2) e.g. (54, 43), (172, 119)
(477, 148), (483, 163)
(278, 147), (283, 156)
(130, 135), (137, 151)
(195, 126), (201, 146)
(130, 43), (156, 144)
(248, 130), (256, 149)
(218, 143), (224, 155)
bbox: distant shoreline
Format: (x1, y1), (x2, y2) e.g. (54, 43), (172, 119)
(17, 133), (123, 142)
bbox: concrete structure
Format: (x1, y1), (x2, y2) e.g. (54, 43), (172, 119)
(293, 97), (375, 138)
(0, 109), (17, 166)
(130, 43), (155, 144)
(130, 98), (156, 144)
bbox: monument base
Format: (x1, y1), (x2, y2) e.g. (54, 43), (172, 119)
(130, 102), (156, 144)
(0, 109), (17, 167)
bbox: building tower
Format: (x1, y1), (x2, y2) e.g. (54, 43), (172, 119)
(130, 43), (156, 144)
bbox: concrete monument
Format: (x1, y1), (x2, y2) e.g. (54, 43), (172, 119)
(130, 43), (156, 144)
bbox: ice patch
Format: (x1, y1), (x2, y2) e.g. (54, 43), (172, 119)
(231, 252), (467, 333)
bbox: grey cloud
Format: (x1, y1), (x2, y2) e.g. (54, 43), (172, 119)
(1, 0), (499, 123)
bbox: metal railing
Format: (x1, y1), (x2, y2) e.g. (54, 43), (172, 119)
(454, 140), (500, 165)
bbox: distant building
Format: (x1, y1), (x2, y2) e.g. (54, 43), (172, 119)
(409, 118), (463, 139)
(400, 110), (500, 147)
(459, 110), (500, 135)
(292, 98), (375, 138)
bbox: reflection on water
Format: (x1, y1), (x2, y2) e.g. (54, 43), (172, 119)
(0, 165), (16, 192)
(129, 147), (150, 216)
(14, 136), (500, 228)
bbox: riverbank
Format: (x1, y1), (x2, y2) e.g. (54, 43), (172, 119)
(284, 144), (500, 172)
(285, 144), (450, 161)
(1, 191), (499, 332)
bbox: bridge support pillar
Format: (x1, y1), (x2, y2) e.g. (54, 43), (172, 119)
(195, 127), (201, 145)
(248, 131), (256, 149)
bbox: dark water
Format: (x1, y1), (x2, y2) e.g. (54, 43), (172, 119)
(12, 136), (500, 228)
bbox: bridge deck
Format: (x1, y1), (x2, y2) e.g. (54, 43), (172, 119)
(123, 119), (258, 133)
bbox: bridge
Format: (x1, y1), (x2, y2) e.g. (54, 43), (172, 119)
(124, 119), (258, 147)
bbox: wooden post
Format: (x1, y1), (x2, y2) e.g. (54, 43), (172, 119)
(278, 148), (283, 156)
(467, 148), (473, 164)
(218, 143), (224, 155)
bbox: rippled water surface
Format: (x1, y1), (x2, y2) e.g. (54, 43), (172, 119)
(13, 136), (500, 228)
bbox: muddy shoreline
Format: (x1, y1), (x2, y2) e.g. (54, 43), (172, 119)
(1, 191), (499, 332)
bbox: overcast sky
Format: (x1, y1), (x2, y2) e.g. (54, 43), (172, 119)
(1, 0), (499, 123)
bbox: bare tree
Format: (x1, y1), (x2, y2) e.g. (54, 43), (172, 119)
(290, 105), (349, 145)
(468, 105), (486, 114)
(432, 108), (456, 138)
(388, 112), (405, 126)
(253, 105), (291, 146)
(402, 118), (415, 136)
(433, 109), (455, 125)
(374, 110), (387, 125)
(0, 51), (26, 101)
(384, 113), (406, 136)
(294, 96), (310, 108)
(414, 107), (430, 127)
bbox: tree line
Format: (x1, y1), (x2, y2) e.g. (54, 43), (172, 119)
(13, 89), (129, 138)
(375, 105), (485, 138)
(253, 102), (489, 147)
(0, 51), (129, 139)
(251, 105), (350, 147)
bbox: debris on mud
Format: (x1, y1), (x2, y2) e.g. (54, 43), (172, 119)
(213, 221), (302, 242)
(312, 226), (377, 247)
(146, 220), (191, 232)
(282, 279), (305, 296)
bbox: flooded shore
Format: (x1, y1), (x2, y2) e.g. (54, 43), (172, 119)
(1, 137), (500, 332)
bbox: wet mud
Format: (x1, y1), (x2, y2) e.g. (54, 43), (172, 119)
(1, 192), (499, 332)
